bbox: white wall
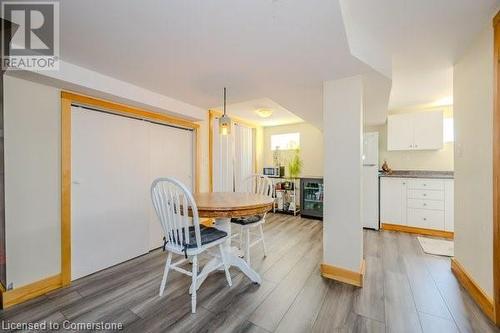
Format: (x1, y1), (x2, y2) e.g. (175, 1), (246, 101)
(255, 127), (264, 173)
(4, 76), (61, 287)
(323, 76), (363, 272)
(453, 24), (493, 298)
(197, 117), (210, 192)
(3, 75), (210, 288)
(9, 60), (206, 122)
(365, 106), (454, 171)
(262, 123), (323, 177)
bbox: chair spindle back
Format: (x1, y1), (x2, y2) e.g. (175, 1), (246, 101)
(151, 178), (201, 250)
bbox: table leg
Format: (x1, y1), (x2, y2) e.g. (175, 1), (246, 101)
(191, 217), (262, 292)
(189, 256), (219, 294)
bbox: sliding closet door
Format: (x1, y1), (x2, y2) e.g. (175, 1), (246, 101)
(212, 117), (234, 192)
(148, 122), (193, 249)
(234, 123), (254, 191)
(71, 107), (150, 280)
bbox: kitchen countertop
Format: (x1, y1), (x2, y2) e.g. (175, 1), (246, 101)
(378, 170), (454, 179)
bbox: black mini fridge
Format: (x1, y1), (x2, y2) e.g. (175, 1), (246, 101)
(300, 177), (323, 219)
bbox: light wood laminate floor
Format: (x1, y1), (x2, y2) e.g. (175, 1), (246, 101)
(1, 214), (498, 332)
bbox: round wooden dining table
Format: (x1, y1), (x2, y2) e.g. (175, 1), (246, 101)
(191, 192), (274, 290)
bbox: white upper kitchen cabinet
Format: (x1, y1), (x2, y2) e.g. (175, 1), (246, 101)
(387, 111), (443, 151)
(412, 111), (444, 150)
(387, 114), (414, 150)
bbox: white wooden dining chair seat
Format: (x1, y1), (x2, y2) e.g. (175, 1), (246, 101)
(151, 177), (232, 314)
(165, 225), (228, 254)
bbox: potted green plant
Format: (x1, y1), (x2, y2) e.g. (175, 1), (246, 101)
(288, 149), (303, 178)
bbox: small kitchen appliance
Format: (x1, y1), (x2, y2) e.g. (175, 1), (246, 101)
(263, 166), (285, 178)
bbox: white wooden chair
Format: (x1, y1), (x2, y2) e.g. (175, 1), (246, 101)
(231, 174), (273, 265)
(151, 177), (232, 314)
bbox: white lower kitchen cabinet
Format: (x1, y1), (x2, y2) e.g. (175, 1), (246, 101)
(380, 176), (454, 232)
(407, 208), (444, 230)
(380, 177), (406, 225)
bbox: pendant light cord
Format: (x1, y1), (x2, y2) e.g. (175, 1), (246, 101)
(223, 87), (227, 116)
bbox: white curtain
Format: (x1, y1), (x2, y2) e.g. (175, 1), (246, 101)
(234, 123), (254, 192)
(212, 119), (254, 192)
(212, 117), (234, 192)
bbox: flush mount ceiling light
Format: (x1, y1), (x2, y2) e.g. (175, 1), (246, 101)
(219, 87), (231, 135)
(255, 108), (273, 118)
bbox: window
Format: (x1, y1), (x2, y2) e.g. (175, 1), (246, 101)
(271, 133), (300, 150)
(443, 118), (454, 143)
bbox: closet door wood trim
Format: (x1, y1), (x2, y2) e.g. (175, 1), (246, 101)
(61, 91), (200, 286)
(493, 11), (500, 325)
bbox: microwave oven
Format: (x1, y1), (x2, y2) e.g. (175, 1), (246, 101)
(263, 166), (285, 178)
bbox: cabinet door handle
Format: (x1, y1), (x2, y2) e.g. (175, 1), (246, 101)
(423, 218), (427, 221)
(423, 184), (427, 187)
(423, 203), (427, 206)
(423, 193), (427, 197)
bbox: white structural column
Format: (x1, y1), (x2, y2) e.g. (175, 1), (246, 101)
(322, 76), (364, 277)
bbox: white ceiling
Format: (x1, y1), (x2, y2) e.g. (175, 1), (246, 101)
(59, 0), (370, 129)
(36, 0), (500, 128)
(340, 0), (499, 110)
(342, 0), (499, 71)
(212, 97), (303, 127)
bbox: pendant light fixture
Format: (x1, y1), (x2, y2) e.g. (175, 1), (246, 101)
(219, 87), (231, 135)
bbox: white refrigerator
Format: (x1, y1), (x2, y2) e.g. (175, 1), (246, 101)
(362, 132), (379, 230)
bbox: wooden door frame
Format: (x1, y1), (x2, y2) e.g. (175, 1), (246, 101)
(493, 11), (500, 325)
(61, 91), (201, 286)
(208, 109), (259, 192)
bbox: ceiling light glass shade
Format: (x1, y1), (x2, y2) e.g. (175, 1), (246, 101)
(219, 114), (231, 135)
(255, 108), (273, 118)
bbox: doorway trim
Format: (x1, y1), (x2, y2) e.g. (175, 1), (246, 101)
(61, 91), (201, 286)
